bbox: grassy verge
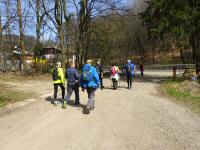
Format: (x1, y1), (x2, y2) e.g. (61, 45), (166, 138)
(162, 79), (200, 112)
(0, 83), (32, 108)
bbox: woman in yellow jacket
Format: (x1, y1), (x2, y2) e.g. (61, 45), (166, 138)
(52, 62), (65, 106)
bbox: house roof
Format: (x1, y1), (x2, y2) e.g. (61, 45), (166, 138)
(41, 48), (62, 55)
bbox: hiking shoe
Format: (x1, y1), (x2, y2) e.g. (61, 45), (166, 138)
(83, 106), (90, 114)
(53, 101), (58, 106)
(62, 101), (67, 109)
(75, 101), (80, 105)
(90, 106), (95, 111)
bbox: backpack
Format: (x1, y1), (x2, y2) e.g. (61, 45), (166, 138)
(52, 67), (61, 81)
(127, 64), (132, 74)
(111, 67), (116, 76)
(127, 64), (134, 76)
(81, 66), (93, 81)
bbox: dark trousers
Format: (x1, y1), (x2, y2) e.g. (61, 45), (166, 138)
(86, 88), (97, 108)
(100, 77), (103, 89)
(141, 70), (144, 77)
(54, 83), (65, 99)
(66, 84), (80, 102)
(98, 74), (104, 89)
(127, 76), (132, 88)
(112, 78), (118, 90)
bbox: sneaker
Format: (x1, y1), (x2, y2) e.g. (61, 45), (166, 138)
(74, 101), (80, 105)
(53, 101), (58, 106)
(90, 106), (95, 111)
(62, 101), (67, 109)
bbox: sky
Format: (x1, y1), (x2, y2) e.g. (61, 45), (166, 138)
(0, 0), (132, 41)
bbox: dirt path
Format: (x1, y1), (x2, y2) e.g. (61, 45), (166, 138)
(0, 78), (200, 150)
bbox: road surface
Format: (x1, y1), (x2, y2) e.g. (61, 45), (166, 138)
(0, 76), (200, 150)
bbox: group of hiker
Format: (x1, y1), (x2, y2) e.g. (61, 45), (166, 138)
(110, 60), (144, 90)
(52, 59), (144, 114)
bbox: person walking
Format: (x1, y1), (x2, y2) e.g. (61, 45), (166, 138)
(52, 62), (65, 106)
(81, 60), (100, 114)
(63, 62), (80, 109)
(124, 60), (135, 89)
(140, 63), (144, 77)
(96, 61), (104, 90)
(111, 64), (120, 90)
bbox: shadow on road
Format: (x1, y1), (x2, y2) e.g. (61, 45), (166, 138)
(114, 75), (172, 84)
(45, 96), (63, 104)
(45, 96), (85, 109)
(66, 100), (85, 109)
(134, 76), (171, 84)
(103, 86), (128, 90)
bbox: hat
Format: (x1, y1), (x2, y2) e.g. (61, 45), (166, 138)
(56, 62), (61, 67)
(127, 60), (131, 63)
(87, 60), (92, 64)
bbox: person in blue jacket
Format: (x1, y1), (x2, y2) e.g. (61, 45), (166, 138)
(124, 60), (135, 89)
(81, 59), (100, 114)
(63, 62), (80, 109)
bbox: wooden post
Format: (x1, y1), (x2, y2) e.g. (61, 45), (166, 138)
(173, 66), (177, 80)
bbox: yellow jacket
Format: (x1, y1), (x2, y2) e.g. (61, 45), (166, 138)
(52, 67), (65, 84)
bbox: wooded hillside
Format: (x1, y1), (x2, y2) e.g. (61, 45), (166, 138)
(0, 0), (199, 71)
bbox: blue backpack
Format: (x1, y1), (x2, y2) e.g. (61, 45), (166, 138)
(127, 64), (134, 76)
(81, 66), (93, 81)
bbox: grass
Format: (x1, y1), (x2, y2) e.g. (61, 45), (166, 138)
(0, 97), (6, 107)
(162, 78), (200, 112)
(0, 83), (32, 108)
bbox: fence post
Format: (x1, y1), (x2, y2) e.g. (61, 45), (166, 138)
(173, 66), (177, 80)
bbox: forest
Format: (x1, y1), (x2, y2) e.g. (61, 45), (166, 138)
(0, 0), (199, 72)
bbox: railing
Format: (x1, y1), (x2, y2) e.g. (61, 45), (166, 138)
(102, 64), (196, 78)
(139, 64), (195, 70)
(102, 64), (195, 72)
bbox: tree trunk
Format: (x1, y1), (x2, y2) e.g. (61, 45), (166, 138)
(7, 0), (12, 51)
(63, 0), (69, 64)
(17, 0), (26, 71)
(55, 0), (65, 68)
(136, 36), (144, 63)
(192, 32), (200, 72)
(180, 48), (185, 64)
(0, 10), (4, 71)
(35, 0), (41, 72)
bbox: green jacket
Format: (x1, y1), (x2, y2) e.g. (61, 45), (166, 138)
(52, 67), (65, 84)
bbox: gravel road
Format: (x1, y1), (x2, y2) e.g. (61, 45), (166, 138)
(0, 77), (200, 150)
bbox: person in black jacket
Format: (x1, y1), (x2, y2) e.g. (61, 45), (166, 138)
(96, 61), (104, 90)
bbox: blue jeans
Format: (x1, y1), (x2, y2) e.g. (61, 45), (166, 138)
(65, 83), (80, 102)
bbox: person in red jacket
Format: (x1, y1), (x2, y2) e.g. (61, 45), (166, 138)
(140, 63), (144, 77)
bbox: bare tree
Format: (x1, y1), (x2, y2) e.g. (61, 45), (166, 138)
(63, 0), (72, 64)
(72, 0), (122, 67)
(5, 0), (12, 52)
(17, 0), (26, 71)
(0, 6), (3, 70)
